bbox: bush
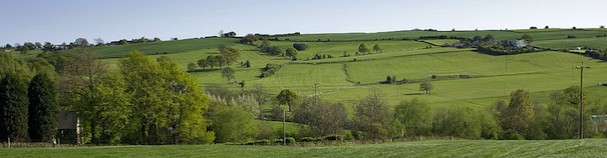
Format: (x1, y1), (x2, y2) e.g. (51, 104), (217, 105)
(292, 43), (309, 51)
(286, 137), (296, 144)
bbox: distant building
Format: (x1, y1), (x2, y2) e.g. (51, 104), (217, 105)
(57, 110), (81, 144)
(501, 39), (527, 48)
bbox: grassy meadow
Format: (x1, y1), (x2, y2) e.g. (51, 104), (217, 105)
(3, 139), (607, 157)
(81, 28), (607, 112)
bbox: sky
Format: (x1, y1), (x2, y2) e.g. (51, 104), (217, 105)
(1, 0), (606, 45)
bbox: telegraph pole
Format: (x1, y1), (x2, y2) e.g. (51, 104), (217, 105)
(576, 62), (590, 139)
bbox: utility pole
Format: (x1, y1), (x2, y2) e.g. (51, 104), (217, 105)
(283, 109), (286, 145)
(576, 62), (590, 139)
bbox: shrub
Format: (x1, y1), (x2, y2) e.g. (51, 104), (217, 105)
(286, 137), (296, 144)
(292, 43), (309, 51)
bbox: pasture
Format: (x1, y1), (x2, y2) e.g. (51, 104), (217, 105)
(85, 28), (607, 112)
(3, 139), (606, 157)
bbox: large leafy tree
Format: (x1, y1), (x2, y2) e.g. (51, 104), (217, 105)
(219, 45), (240, 67)
(28, 73), (58, 143)
(90, 73), (132, 144)
(157, 56), (214, 144)
(276, 89), (298, 111)
(373, 44), (383, 53)
(60, 51), (108, 144)
(0, 73), (29, 142)
(120, 51), (170, 144)
(494, 89), (534, 139)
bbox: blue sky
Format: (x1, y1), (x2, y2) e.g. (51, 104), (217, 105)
(1, 0), (605, 45)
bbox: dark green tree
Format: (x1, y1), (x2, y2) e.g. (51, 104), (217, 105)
(0, 73), (29, 142)
(358, 43), (369, 54)
(28, 73), (58, 142)
(373, 44), (383, 53)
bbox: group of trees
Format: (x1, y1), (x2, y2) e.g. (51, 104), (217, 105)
(358, 43), (382, 54)
(492, 87), (607, 140)
(196, 45), (241, 70)
(0, 73), (58, 143)
(1, 50), (219, 145)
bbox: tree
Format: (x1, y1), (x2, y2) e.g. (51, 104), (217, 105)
(601, 25), (605, 29)
(353, 88), (390, 139)
(419, 81), (433, 94)
(544, 26), (550, 29)
(521, 34), (533, 44)
(385, 76), (392, 84)
(153, 37), (161, 42)
(28, 73), (58, 142)
(240, 34), (257, 45)
(197, 59), (208, 69)
(207, 102), (257, 143)
(249, 84), (267, 106)
(20, 46), (29, 56)
(292, 43), (309, 51)
(268, 46), (283, 56)
(5, 44), (12, 49)
(0, 73), (29, 142)
(285, 48), (298, 60)
(74, 38), (89, 47)
(94, 38), (104, 46)
(90, 73), (132, 144)
(206, 56), (218, 69)
(245, 60), (251, 68)
(276, 89), (297, 111)
(529, 26), (538, 29)
(215, 55), (227, 68)
(119, 51), (171, 144)
(221, 67), (235, 83)
(373, 44), (383, 53)
(358, 43), (369, 54)
(292, 96), (348, 136)
(432, 106), (482, 138)
(187, 63), (197, 71)
(494, 89), (534, 139)
(156, 56), (214, 144)
(219, 46), (240, 67)
(393, 98), (433, 136)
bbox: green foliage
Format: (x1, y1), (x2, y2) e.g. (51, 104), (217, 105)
(187, 62), (197, 71)
(373, 44), (382, 53)
(494, 89), (535, 139)
(432, 106), (481, 138)
(358, 43), (369, 54)
(27, 73), (58, 143)
(354, 89), (390, 139)
(285, 48), (298, 60)
(276, 89), (298, 111)
(419, 81), (433, 94)
(0, 73), (29, 142)
(292, 96), (348, 136)
(394, 98), (433, 136)
(221, 67), (235, 82)
(207, 101), (258, 143)
(219, 45), (240, 67)
(90, 73), (132, 144)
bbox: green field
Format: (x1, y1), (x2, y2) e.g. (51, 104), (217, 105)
(3, 139), (606, 157)
(82, 28), (607, 112)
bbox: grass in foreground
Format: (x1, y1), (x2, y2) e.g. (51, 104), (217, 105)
(2, 139), (606, 158)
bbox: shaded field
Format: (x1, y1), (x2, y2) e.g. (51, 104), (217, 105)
(3, 139), (606, 158)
